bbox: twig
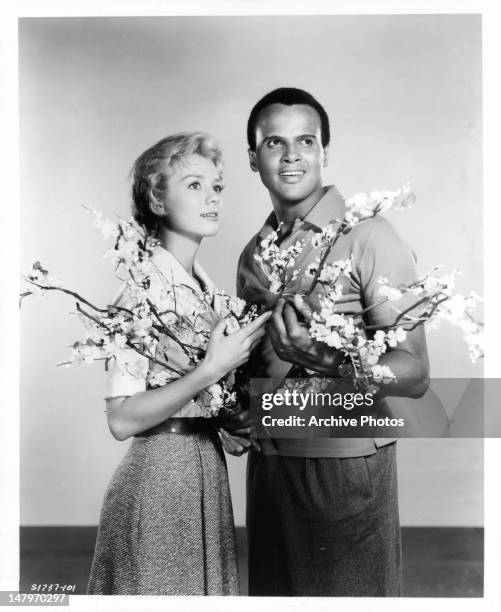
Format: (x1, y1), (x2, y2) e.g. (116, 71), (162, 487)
(306, 222), (348, 295)
(24, 280), (108, 313)
(76, 303), (183, 375)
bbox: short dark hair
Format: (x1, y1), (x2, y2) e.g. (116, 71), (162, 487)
(131, 132), (223, 236)
(247, 87), (330, 151)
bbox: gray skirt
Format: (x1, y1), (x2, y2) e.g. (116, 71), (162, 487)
(247, 443), (401, 596)
(87, 429), (239, 595)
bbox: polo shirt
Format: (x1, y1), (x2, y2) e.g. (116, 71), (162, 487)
(237, 185), (418, 457)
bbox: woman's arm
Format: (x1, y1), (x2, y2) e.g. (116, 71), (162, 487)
(107, 311), (271, 440)
(107, 361), (220, 441)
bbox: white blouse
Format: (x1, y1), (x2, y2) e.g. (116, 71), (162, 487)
(104, 245), (221, 418)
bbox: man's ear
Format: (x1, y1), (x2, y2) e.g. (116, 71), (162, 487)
(322, 146), (329, 168)
(248, 148), (258, 173)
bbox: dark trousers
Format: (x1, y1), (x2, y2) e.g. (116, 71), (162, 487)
(246, 443), (401, 596)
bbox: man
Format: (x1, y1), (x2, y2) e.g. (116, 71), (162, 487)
(223, 87), (429, 596)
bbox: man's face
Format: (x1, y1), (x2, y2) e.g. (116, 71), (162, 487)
(249, 103), (328, 206)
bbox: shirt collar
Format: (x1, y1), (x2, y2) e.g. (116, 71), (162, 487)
(257, 184), (346, 239)
(151, 245), (214, 296)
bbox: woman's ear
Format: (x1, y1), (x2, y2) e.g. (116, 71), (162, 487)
(149, 196), (166, 217)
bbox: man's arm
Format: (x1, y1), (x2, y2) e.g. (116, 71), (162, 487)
(268, 218), (430, 398)
(269, 295), (429, 398)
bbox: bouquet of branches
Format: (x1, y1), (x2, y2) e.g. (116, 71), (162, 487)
(254, 184), (483, 393)
(20, 209), (259, 417)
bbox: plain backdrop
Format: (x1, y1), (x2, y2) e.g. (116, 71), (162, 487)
(19, 15), (483, 526)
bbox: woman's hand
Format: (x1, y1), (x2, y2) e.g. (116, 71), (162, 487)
(202, 311), (272, 381)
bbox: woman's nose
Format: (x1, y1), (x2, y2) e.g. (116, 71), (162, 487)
(207, 190), (221, 205)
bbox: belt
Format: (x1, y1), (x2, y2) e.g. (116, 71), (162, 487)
(136, 417), (219, 437)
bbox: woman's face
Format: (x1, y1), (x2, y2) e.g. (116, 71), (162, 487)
(161, 153), (224, 240)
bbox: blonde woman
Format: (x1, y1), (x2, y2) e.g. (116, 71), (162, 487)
(87, 133), (270, 595)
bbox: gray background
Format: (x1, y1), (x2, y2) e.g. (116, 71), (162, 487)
(20, 15), (483, 526)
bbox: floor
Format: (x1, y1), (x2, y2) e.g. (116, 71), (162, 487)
(19, 526), (483, 597)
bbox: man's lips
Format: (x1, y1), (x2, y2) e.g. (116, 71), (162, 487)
(278, 169), (306, 182)
(279, 169), (305, 177)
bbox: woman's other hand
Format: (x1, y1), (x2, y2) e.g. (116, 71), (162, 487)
(202, 311), (271, 380)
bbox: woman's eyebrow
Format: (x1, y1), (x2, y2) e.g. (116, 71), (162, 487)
(180, 173), (204, 181)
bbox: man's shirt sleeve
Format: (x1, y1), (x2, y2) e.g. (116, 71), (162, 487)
(355, 216), (419, 329)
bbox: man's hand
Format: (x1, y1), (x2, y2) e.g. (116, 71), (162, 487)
(219, 407), (253, 436)
(219, 428), (253, 456)
(220, 407), (261, 451)
(269, 295), (343, 376)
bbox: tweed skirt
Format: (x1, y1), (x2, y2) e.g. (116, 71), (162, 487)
(87, 429), (239, 595)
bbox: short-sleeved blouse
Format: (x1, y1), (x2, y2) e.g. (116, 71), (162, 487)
(104, 245), (220, 418)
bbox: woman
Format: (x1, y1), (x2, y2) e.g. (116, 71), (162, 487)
(87, 132), (270, 595)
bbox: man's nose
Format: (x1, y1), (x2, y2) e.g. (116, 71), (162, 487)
(282, 144), (301, 163)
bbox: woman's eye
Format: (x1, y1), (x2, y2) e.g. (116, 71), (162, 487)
(213, 183), (225, 193)
(188, 181), (201, 190)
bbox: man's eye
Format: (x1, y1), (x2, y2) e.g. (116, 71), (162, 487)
(300, 137), (314, 146)
(267, 139), (282, 147)
(188, 181), (201, 190)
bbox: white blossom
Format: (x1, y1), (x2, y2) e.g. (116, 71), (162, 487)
(25, 262), (63, 290)
(385, 328), (407, 348)
(69, 341), (103, 365)
(344, 183), (415, 226)
(132, 316), (154, 338)
(318, 259), (352, 284)
(371, 364), (396, 384)
(378, 282), (403, 301)
(86, 207), (120, 241)
(464, 328), (484, 362)
(147, 369), (173, 388)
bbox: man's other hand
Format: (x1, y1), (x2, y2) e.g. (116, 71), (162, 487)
(269, 294), (343, 376)
(219, 428), (254, 456)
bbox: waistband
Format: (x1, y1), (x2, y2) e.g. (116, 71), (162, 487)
(136, 417), (218, 437)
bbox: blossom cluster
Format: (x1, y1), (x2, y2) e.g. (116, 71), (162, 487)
(376, 272), (484, 363)
(344, 183), (415, 226)
(253, 185), (483, 391)
(253, 224), (305, 294)
(21, 210), (258, 417)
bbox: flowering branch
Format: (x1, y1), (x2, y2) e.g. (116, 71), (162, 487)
(21, 208), (261, 417)
(23, 278), (109, 313)
(253, 184), (483, 390)
(305, 221), (348, 295)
